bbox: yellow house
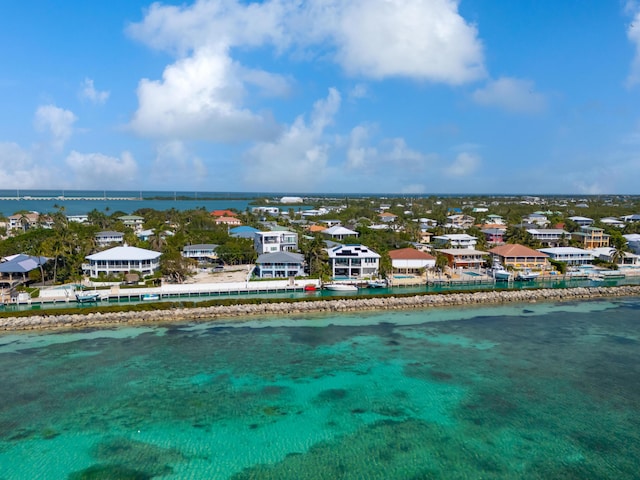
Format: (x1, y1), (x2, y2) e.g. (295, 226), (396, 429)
(489, 244), (550, 271)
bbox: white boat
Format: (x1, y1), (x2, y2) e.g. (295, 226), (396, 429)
(367, 280), (388, 288)
(142, 293), (160, 301)
(516, 270), (540, 281)
(75, 292), (101, 303)
(324, 283), (358, 292)
(489, 260), (512, 281)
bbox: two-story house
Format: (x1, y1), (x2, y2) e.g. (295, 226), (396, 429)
(95, 231), (125, 248)
(254, 231), (298, 254)
(327, 244), (380, 279)
(571, 226), (610, 249)
(432, 234), (477, 249)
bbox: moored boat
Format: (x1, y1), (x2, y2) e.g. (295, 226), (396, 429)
(516, 270), (540, 281)
(141, 293), (160, 301)
(75, 292), (101, 303)
(304, 284), (317, 292)
(367, 280), (388, 288)
(324, 283), (358, 292)
(489, 260), (512, 281)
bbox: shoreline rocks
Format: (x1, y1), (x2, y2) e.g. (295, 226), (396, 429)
(2, 285), (640, 332)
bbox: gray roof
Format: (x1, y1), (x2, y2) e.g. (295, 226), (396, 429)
(183, 244), (218, 251)
(256, 251), (304, 264)
(0, 254), (49, 274)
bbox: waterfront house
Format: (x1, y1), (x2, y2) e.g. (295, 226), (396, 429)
(255, 251), (306, 278)
(327, 244), (380, 279)
(571, 226), (610, 249)
(322, 225), (359, 241)
(83, 245), (161, 277)
(489, 244), (549, 272)
(537, 247), (594, 266)
(432, 234), (477, 249)
(95, 231), (124, 247)
(251, 206), (280, 215)
(388, 248), (435, 275)
(437, 248), (487, 269)
(591, 247), (640, 266)
(7, 212), (43, 233)
(625, 234), (640, 255)
(0, 254), (49, 286)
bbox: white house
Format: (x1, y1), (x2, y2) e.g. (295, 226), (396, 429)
(83, 245), (161, 277)
(322, 225), (359, 241)
(388, 248), (435, 274)
(432, 234), (477, 249)
(95, 231), (124, 247)
(182, 244), (218, 264)
(255, 251), (306, 278)
(327, 244), (380, 279)
(537, 247), (594, 266)
(254, 231), (298, 254)
(527, 229), (570, 247)
(568, 216), (594, 227)
(522, 213), (549, 227)
(118, 215), (145, 232)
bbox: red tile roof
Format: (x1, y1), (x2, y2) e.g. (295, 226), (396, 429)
(211, 210), (237, 217)
(389, 248), (435, 260)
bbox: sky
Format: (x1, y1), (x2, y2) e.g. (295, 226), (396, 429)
(1, 0), (640, 195)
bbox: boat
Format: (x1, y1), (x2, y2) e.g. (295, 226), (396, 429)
(141, 293), (160, 301)
(324, 283), (358, 292)
(489, 260), (512, 281)
(516, 270), (540, 281)
(367, 280), (388, 288)
(75, 292), (101, 303)
(304, 284), (317, 292)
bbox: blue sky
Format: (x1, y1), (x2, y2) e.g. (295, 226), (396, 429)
(1, 0), (640, 195)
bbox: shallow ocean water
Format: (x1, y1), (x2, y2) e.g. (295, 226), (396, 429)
(1, 298), (639, 479)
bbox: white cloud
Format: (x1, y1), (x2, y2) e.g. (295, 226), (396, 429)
(472, 77), (547, 113)
(626, 5), (640, 86)
(347, 125), (377, 169)
(79, 78), (110, 104)
(243, 88), (340, 190)
(316, 0), (485, 83)
(65, 151), (138, 189)
(348, 83), (369, 101)
(129, 47), (281, 142)
(151, 141), (208, 186)
(0, 143), (55, 188)
(34, 104), (77, 150)
(445, 152), (481, 176)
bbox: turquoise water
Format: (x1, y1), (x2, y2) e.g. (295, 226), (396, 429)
(1, 298), (640, 478)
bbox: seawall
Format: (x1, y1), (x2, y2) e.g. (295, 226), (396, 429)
(2, 285), (640, 332)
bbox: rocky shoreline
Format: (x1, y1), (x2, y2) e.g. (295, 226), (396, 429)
(2, 285), (640, 332)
